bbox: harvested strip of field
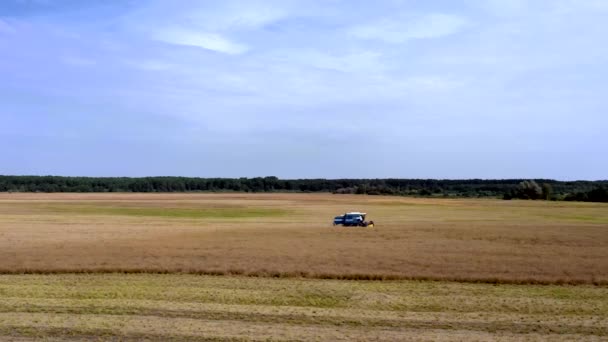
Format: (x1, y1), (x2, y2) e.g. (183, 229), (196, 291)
(0, 193), (607, 284)
(40, 204), (288, 219)
(0, 274), (606, 341)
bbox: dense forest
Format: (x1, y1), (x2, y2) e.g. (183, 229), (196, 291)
(1, 176), (607, 202)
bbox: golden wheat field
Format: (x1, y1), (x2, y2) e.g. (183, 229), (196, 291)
(0, 193), (607, 283)
(1, 193), (608, 340)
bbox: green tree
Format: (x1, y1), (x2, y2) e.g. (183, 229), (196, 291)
(515, 180), (543, 200)
(541, 183), (553, 200)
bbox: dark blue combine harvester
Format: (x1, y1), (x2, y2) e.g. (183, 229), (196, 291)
(333, 212), (374, 227)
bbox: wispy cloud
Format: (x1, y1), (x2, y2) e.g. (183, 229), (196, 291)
(122, 1), (291, 55)
(129, 59), (178, 71)
(267, 49), (384, 73)
(349, 13), (469, 43)
(1, 0), (606, 179)
(184, 3), (288, 31)
(126, 0), (289, 32)
(154, 29), (247, 54)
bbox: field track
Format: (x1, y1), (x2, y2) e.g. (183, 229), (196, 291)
(0, 193), (607, 284)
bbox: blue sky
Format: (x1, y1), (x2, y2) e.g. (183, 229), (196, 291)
(1, 0), (606, 179)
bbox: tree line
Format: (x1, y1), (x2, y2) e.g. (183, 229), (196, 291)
(0, 176), (606, 203)
(502, 180), (608, 202)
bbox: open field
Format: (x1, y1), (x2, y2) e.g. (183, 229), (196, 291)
(1, 193), (607, 340)
(0, 193), (607, 284)
(0, 274), (606, 341)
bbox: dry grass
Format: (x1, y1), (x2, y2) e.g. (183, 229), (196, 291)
(0, 273), (606, 341)
(0, 193), (607, 284)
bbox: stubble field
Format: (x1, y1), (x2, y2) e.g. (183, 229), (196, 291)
(0, 193), (607, 340)
(0, 274), (606, 341)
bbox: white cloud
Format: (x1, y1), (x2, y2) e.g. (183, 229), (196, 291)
(185, 3), (288, 31)
(123, 1), (289, 55)
(2, 0), (605, 179)
(350, 13), (469, 43)
(154, 29), (247, 54)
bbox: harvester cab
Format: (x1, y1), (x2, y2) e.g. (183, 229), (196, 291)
(333, 212), (374, 227)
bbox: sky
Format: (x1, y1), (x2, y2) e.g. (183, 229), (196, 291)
(0, 0), (606, 180)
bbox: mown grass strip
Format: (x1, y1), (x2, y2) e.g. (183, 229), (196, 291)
(534, 213), (608, 224)
(0, 305), (605, 335)
(42, 205), (289, 219)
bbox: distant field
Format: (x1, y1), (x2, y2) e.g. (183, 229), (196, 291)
(0, 274), (606, 341)
(0, 193), (606, 284)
